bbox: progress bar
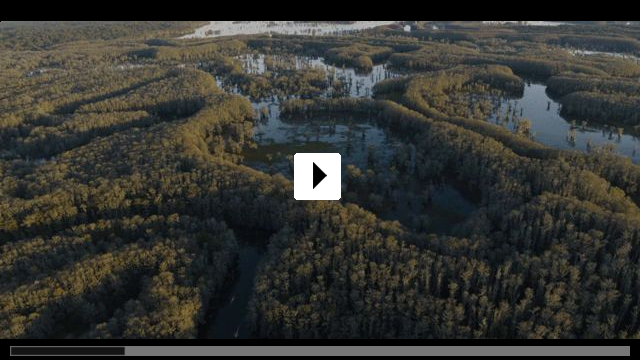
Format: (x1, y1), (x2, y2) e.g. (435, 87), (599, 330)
(9, 346), (631, 357)
(11, 347), (125, 356)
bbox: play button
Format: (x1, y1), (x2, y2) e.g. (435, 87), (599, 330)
(313, 162), (327, 189)
(294, 153), (341, 200)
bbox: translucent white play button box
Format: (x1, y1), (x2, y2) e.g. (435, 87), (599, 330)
(294, 153), (341, 200)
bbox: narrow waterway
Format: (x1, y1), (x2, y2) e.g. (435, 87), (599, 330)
(202, 230), (268, 339)
(203, 55), (479, 338)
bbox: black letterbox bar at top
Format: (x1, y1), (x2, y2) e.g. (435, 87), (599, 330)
(11, 347), (125, 356)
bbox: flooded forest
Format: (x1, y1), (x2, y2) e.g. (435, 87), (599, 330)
(1, 21), (640, 339)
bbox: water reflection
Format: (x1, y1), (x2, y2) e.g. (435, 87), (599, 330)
(488, 82), (640, 162)
(182, 21), (395, 39)
(232, 53), (399, 99)
(205, 54), (478, 339)
(566, 48), (640, 64)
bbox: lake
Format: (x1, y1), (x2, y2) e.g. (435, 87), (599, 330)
(182, 21), (395, 39)
(488, 82), (640, 163)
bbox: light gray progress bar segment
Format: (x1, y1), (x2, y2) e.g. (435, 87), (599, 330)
(123, 346), (630, 357)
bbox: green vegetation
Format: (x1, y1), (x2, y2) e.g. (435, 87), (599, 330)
(1, 21), (640, 339)
(324, 43), (393, 71)
(0, 21), (206, 50)
(546, 73), (640, 125)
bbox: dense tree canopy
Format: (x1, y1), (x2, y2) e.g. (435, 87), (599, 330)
(1, 21), (639, 340)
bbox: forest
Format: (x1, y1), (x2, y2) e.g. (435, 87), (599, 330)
(1, 21), (640, 340)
